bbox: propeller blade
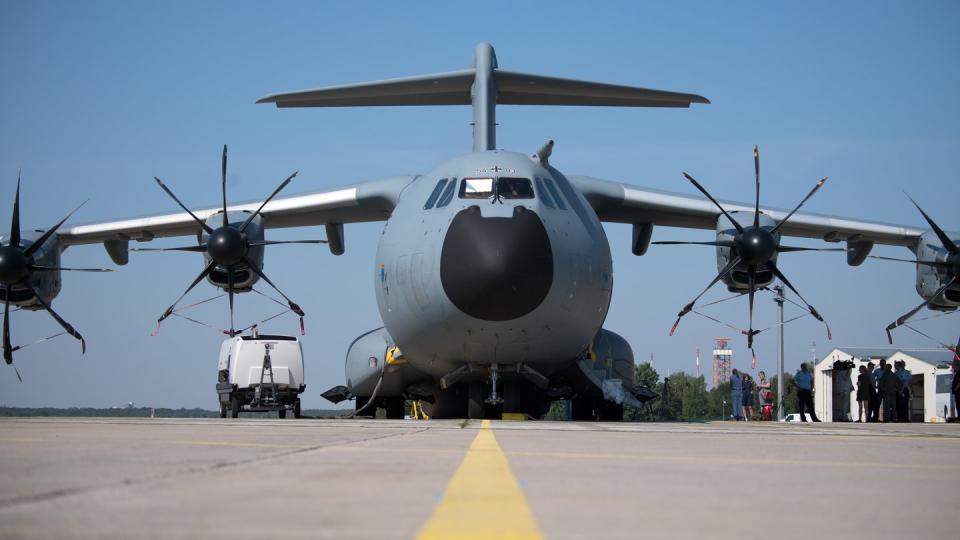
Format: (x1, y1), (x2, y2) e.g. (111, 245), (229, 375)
(866, 255), (951, 268)
(154, 177), (213, 235)
(885, 275), (958, 344)
(3, 290), (12, 365)
(221, 145), (229, 228)
(777, 246), (849, 253)
(9, 171), (21, 248)
(753, 145), (760, 228)
(769, 264), (832, 341)
(23, 282), (85, 354)
(155, 260), (218, 330)
(669, 255), (742, 336)
(652, 241), (735, 247)
(239, 171), (299, 233)
(746, 266), (757, 349)
(242, 256), (305, 317)
(30, 265), (113, 272)
(130, 245), (208, 253)
(905, 193), (958, 255)
(769, 177), (828, 235)
(23, 200), (87, 258)
(226, 265), (236, 338)
(246, 240), (327, 247)
(682, 172), (744, 234)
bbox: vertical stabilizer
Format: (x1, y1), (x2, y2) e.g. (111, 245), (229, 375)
(471, 43), (498, 152)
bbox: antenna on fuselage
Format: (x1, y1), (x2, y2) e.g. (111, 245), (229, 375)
(257, 43), (710, 153)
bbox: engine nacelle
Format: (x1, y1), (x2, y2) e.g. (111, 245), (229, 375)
(0, 231), (62, 309)
(716, 212), (779, 292)
(200, 211), (265, 292)
(914, 232), (960, 310)
(344, 327), (423, 398)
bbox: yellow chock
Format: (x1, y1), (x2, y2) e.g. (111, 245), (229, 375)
(501, 412), (526, 421)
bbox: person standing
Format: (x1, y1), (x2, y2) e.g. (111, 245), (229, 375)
(894, 360), (912, 423)
(866, 361), (879, 422)
(879, 363), (899, 422)
(794, 363), (819, 422)
(730, 369), (743, 420)
(742, 373), (755, 421)
(856, 365), (871, 422)
(873, 359), (887, 422)
(951, 359), (960, 422)
(757, 371), (773, 421)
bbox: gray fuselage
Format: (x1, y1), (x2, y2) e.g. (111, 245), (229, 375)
(374, 150), (613, 378)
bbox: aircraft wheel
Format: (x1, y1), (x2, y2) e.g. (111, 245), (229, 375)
(468, 382), (485, 419)
(355, 396), (373, 417)
(384, 397), (405, 419)
(230, 395), (241, 418)
(219, 403), (227, 419)
(598, 401), (624, 422)
(278, 409), (287, 419)
(571, 398), (595, 421)
(293, 399), (302, 419)
(503, 381), (523, 414)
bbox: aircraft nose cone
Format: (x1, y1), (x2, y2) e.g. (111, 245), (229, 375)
(207, 226), (247, 266)
(441, 206), (553, 321)
(0, 245), (30, 284)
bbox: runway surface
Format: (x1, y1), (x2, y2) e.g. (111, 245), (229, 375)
(0, 417), (957, 539)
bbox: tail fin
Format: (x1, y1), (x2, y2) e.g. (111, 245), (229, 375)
(257, 43), (709, 152)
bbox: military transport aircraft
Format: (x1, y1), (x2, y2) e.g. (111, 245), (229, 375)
(2, 43), (957, 419)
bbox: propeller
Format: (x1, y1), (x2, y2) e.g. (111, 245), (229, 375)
(147, 145), (318, 337)
(654, 145), (833, 349)
(0, 172), (109, 365)
(869, 194), (959, 345)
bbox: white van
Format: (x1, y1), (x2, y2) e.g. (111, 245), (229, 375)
(216, 335), (305, 418)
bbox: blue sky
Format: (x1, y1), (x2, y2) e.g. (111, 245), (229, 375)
(0, 1), (958, 408)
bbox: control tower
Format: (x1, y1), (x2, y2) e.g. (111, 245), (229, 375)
(712, 337), (733, 388)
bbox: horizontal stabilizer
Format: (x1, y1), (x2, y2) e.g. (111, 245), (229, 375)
(257, 70), (475, 107)
(496, 70), (709, 107)
(257, 70), (708, 109)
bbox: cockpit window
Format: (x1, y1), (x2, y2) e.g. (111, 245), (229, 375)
(423, 179), (447, 209)
(543, 178), (567, 210)
(458, 177), (536, 200)
(534, 177), (555, 208)
(496, 177), (534, 199)
(436, 177), (457, 207)
(459, 177), (494, 199)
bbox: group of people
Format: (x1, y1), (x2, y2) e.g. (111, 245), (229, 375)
(727, 356), (960, 423)
(854, 358), (914, 423)
(729, 369), (773, 421)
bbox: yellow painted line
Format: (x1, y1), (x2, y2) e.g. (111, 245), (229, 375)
(416, 419), (542, 540)
(167, 440), (308, 449)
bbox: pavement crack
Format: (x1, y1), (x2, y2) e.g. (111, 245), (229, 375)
(0, 428), (428, 511)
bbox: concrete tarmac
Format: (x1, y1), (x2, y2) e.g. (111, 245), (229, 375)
(0, 417), (957, 539)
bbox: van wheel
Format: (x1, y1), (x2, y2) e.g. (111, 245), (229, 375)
(293, 400), (302, 419)
(230, 396), (241, 418)
(219, 403), (227, 418)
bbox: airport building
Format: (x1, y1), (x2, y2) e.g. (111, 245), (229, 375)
(813, 347), (956, 422)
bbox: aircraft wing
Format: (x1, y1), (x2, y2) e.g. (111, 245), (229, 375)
(568, 175), (925, 250)
(59, 175), (415, 247)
